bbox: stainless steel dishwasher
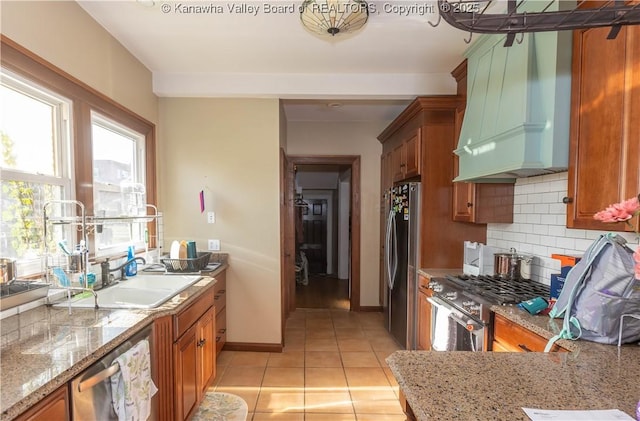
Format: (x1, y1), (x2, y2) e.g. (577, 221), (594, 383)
(70, 323), (158, 420)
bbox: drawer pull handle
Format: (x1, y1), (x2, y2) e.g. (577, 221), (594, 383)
(214, 295), (220, 300)
(218, 289), (226, 294)
(518, 344), (533, 352)
(197, 338), (206, 347)
(216, 337), (221, 342)
(218, 328), (226, 334)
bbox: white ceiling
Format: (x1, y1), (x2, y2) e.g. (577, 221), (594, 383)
(78, 0), (473, 120)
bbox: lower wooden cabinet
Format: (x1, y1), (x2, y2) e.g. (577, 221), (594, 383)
(416, 284), (433, 351)
(213, 270), (227, 354)
(173, 290), (216, 421)
(15, 385), (69, 421)
(492, 313), (567, 353)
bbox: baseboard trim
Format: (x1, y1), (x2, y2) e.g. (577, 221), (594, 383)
(359, 306), (383, 312)
(223, 342), (283, 353)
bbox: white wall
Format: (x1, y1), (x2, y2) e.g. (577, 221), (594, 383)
(286, 120), (386, 307)
(487, 172), (639, 285)
(159, 98), (282, 344)
(338, 171), (351, 280)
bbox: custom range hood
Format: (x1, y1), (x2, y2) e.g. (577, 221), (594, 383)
(454, 29), (573, 182)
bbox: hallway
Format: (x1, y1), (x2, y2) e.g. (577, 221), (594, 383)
(295, 274), (350, 310)
(209, 309), (404, 420)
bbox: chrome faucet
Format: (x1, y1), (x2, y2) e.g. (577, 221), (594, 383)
(100, 256), (146, 287)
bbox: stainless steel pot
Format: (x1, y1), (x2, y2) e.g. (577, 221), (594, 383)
(494, 249), (533, 280)
(0, 258), (17, 284)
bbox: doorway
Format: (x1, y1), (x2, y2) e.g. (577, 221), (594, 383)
(282, 155), (361, 314)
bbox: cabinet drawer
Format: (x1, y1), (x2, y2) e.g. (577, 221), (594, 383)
(216, 307), (227, 353)
(213, 270), (226, 296)
(493, 314), (567, 352)
(213, 273), (226, 314)
(174, 289), (215, 341)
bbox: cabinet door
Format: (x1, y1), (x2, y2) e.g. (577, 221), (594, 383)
(567, 25), (640, 229)
(198, 306), (216, 395)
(404, 128), (421, 179)
(492, 313), (567, 352)
(174, 324), (199, 421)
(416, 289), (432, 351)
(15, 386), (69, 421)
(391, 141), (406, 182)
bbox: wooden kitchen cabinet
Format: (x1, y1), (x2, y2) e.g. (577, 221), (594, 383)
(213, 270), (227, 354)
(492, 313), (567, 353)
(391, 127), (421, 182)
(416, 275), (433, 351)
(566, 21), (640, 230)
(15, 385), (69, 421)
(451, 59), (514, 224)
(173, 289), (216, 421)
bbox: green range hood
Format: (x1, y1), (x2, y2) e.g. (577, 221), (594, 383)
(454, 29), (573, 183)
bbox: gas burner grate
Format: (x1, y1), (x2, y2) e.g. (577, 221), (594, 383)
(445, 274), (550, 305)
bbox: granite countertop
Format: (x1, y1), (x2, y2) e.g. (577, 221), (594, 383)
(0, 263), (227, 421)
(389, 267), (640, 420)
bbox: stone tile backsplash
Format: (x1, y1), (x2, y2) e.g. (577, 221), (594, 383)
(486, 172), (639, 285)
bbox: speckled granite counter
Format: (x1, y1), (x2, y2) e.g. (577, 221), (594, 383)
(0, 263), (227, 421)
(388, 303), (640, 420)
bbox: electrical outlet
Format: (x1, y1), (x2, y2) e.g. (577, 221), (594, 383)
(208, 239), (220, 251)
(207, 211), (215, 224)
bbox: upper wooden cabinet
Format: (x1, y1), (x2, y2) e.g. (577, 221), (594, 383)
(451, 60), (514, 224)
(566, 25), (640, 230)
(389, 127), (422, 183)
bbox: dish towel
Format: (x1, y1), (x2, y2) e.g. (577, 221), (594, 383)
(110, 339), (158, 421)
(431, 306), (452, 351)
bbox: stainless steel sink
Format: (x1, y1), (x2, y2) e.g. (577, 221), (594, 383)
(53, 274), (203, 309)
(0, 281), (50, 310)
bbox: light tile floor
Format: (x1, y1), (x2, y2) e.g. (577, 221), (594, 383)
(209, 309), (406, 421)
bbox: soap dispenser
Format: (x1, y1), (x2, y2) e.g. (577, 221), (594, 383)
(125, 245), (137, 277)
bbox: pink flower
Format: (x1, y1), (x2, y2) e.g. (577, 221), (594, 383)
(593, 197), (640, 223)
(634, 247), (640, 280)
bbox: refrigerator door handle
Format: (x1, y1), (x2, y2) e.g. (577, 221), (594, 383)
(389, 211), (398, 290)
(385, 209), (394, 289)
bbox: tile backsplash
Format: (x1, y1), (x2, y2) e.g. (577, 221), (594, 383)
(486, 172), (639, 285)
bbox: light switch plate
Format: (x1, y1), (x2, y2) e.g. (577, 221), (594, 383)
(208, 239), (220, 251)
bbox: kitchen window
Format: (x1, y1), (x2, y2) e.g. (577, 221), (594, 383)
(92, 113), (147, 255)
(0, 70), (72, 276)
(1, 37), (157, 274)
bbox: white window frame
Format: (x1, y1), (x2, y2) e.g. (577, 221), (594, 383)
(0, 69), (73, 275)
(91, 112), (147, 256)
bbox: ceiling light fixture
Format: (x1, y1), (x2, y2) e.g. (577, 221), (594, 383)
(300, 0), (369, 36)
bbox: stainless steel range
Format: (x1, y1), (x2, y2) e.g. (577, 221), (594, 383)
(427, 275), (550, 351)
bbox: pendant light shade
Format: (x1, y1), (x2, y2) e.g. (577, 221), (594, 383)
(300, 0), (369, 36)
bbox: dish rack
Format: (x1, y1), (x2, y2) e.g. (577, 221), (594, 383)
(161, 252), (211, 272)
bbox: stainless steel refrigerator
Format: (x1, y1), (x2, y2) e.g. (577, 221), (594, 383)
(384, 182), (421, 349)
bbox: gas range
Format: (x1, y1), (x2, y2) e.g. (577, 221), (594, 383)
(428, 274), (551, 324)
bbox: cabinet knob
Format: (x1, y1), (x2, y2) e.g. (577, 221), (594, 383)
(216, 337), (221, 343)
(562, 196), (573, 204)
(518, 344), (533, 352)
(466, 202), (473, 208)
(197, 338), (206, 347)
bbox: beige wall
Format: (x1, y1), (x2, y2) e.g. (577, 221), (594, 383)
(286, 121), (386, 307)
(158, 98), (282, 344)
(0, 1), (158, 124)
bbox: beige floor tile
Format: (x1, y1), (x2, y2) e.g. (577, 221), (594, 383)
(284, 329), (306, 341)
(374, 350), (395, 368)
(305, 351), (343, 368)
(334, 328), (365, 338)
(332, 318), (361, 329)
(283, 336), (306, 352)
(217, 366), (266, 387)
(304, 391), (354, 414)
(262, 367), (305, 388)
(338, 338), (373, 352)
(230, 351), (270, 367)
(307, 414), (357, 421)
(349, 387), (397, 402)
(344, 368), (391, 388)
(286, 318), (306, 329)
(352, 398), (404, 415)
(305, 337), (339, 352)
(354, 414), (407, 421)
(341, 351), (381, 368)
(216, 350), (236, 367)
(368, 337), (401, 352)
(305, 367), (348, 389)
(252, 413), (305, 420)
(305, 328), (336, 339)
(267, 351), (305, 368)
(213, 385), (261, 412)
(305, 309), (332, 318)
(306, 318), (335, 329)
(382, 368), (398, 388)
(255, 387), (305, 413)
